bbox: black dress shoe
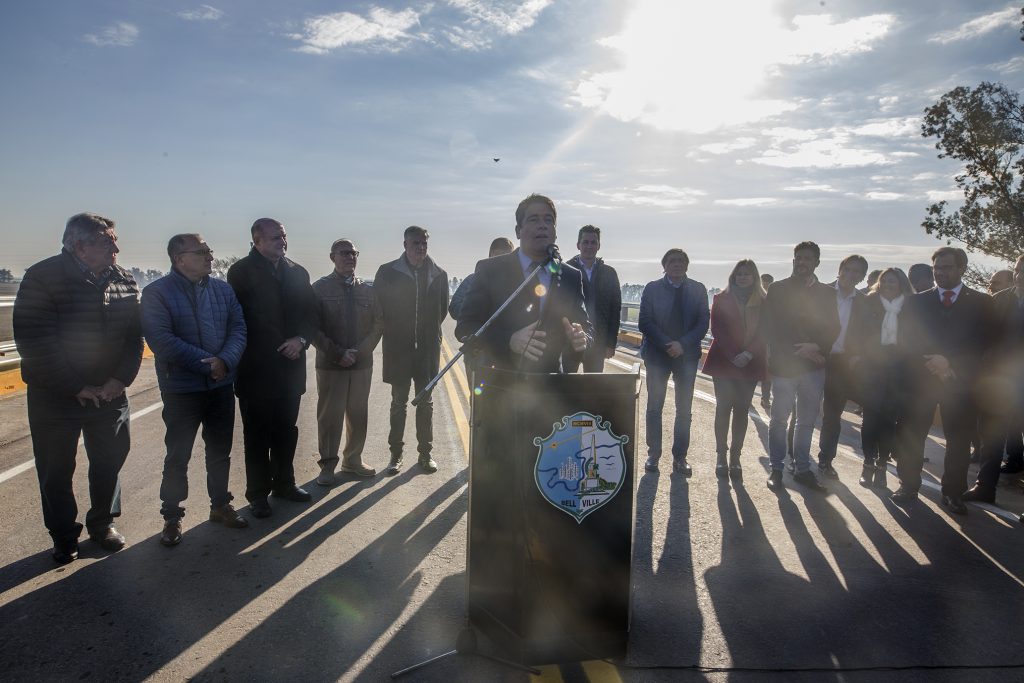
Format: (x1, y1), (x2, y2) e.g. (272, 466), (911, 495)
(890, 488), (918, 504)
(715, 464), (728, 478)
(1001, 461), (1024, 474)
(961, 485), (995, 504)
(673, 460), (693, 477)
(52, 540), (79, 564)
(941, 495), (968, 515)
(766, 469), (784, 491)
(272, 486), (312, 502)
(793, 470), (827, 493)
(89, 526), (126, 552)
(817, 463), (839, 479)
(250, 498), (273, 518)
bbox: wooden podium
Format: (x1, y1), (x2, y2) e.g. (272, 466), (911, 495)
(466, 367), (640, 665)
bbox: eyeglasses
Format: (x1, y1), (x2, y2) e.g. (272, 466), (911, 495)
(334, 250), (359, 257)
(179, 249), (214, 257)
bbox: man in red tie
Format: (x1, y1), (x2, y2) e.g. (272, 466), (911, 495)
(893, 247), (995, 514)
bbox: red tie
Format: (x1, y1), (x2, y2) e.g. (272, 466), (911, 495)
(942, 290), (955, 308)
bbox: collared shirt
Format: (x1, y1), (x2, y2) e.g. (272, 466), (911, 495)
(578, 259), (595, 282)
(664, 275), (686, 289)
(937, 283), (963, 305)
(519, 249), (552, 290)
(831, 284), (858, 354)
(67, 248), (114, 286)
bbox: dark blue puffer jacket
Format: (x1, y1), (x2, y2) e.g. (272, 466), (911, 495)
(141, 269), (246, 393)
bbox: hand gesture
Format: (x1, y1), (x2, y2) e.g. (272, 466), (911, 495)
(510, 321), (547, 361)
(201, 356), (227, 381)
(562, 317), (587, 353)
(277, 337), (304, 360)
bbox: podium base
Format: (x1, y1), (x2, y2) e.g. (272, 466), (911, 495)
(390, 627), (542, 679)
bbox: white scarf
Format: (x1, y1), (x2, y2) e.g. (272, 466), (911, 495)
(880, 294), (904, 346)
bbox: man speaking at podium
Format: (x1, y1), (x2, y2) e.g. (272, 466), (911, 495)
(456, 194), (592, 372)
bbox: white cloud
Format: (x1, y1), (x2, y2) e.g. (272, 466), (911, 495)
(447, 0), (551, 35)
(714, 197), (778, 206)
(928, 6), (1019, 44)
(989, 55), (1024, 74)
(783, 183), (838, 192)
(593, 185), (706, 209)
(291, 8), (421, 54)
(574, 2), (895, 132)
(864, 191), (905, 201)
(697, 138), (758, 155)
(878, 95), (900, 112)
(926, 189), (962, 202)
(83, 21), (138, 47)
(852, 117), (920, 138)
(178, 5), (223, 21)
(753, 134), (893, 169)
(911, 172), (942, 182)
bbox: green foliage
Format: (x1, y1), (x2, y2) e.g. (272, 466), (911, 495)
(921, 82), (1024, 262)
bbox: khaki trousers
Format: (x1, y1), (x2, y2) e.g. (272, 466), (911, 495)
(316, 367), (372, 472)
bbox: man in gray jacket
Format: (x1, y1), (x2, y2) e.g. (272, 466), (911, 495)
(312, 239), (383, 484)
(141, 234), (249, 547)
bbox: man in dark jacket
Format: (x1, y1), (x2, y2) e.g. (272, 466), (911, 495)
(227, 218), (317, 518)
(13, 213), (143, 563)
(565, 225), (621, 373)
(815, 254), (868, 478)
(374, 226), (449, 475)
(894, 247), (994, 514)
(639, 248), (710, 476)
(142, 233), (249, 546)
(312, 239), (383, 484)
(760, 241), (840, 492)
(455, 194), (592, 374)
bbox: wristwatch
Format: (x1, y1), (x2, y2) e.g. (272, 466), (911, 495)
(298, 336), (308, 348)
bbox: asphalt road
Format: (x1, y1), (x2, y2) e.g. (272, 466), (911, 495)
(0, 320), (1022, 682)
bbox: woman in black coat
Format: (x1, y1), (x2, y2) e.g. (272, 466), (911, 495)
(849, 267), (915, 488)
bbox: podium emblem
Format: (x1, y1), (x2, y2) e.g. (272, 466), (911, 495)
(533, 411), (628, 523)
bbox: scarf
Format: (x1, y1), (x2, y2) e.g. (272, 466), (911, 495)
(880, 294), (904, 346)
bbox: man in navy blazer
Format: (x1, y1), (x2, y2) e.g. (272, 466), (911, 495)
(639, 248), (710, 476)
(894, 247), (994, 514)
(455, 194), (591, 373)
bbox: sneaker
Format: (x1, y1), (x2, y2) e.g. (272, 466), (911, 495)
(89, 526), (126, 552)
(316, 470), (336, 486)
(1001, 461), (1024, 474)
(418, 455), (438, 473)
(644, 456), (659, 473)
(817, 463), (839, 479)
(766, 469), (784, 491)
(160, 520), (182, 547)
(385, 454), (403, 476)
(210, 504), (249, 528)
(341, 463), (377, 478)
(793, 470), (827, 492)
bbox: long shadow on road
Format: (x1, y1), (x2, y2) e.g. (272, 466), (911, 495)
(0, 469), (445, 681)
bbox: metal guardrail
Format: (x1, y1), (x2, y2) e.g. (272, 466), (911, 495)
(0, 297), (14, 370)
(620, 301), (712, 348)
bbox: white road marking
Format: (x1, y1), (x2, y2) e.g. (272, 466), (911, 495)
(0, 399), (163, 484)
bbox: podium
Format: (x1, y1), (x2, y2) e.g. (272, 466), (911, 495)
(466, 367), (640, 665)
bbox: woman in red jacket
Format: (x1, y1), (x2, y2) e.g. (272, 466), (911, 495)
(702, 260), (767, 476)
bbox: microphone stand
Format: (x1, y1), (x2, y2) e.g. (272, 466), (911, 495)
(411, 256), (556, 406)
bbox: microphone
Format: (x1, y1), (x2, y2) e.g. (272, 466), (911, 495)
(545, 243), (562, 265)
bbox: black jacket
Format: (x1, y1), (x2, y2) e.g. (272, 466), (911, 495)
(760, 276), (840, 377)
(567, 255), (621, 352)
(373, 255), (449, 384)
(14, 250), (142, 396)
(227, 248), (316, 398)
(902, 285), (994, 386)
(455, 250), (593, 373)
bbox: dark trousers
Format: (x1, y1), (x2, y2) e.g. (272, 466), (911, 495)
(27, 387), (131, 544)
(564, 343), (608, 373)
(712, 377), (757, 460)
(239, 394), (301, 502)
(860, 353), (906, 466)
(976, 379), (1024, 491)
(817, 353), (856, 465)
(389, 374), (433, 457)
(159, 386), (235, 520)
(897, 378), (975, 496)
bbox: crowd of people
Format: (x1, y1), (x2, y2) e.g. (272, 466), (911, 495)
(12, 195), (1024, 565)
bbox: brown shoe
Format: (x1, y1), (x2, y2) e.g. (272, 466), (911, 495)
(160, 520), (182, 547)
(340, 462), (377, 478)
(210, 504), (249, 528)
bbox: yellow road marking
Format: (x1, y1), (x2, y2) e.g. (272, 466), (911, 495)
(582, 659), (623, 682)
(530, 665), (565, 682)
(439, 338), (470, 458)
(0, 368), (26, 397)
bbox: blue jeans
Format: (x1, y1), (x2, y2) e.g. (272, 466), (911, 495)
(645, 355), (699, 462)
(769, 369), (826, 473)
(159, 385), (235, 520)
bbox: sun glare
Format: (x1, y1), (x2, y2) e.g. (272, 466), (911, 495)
(576, 0), (894, 133)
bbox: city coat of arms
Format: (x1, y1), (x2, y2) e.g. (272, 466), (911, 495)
(533, 411), (628, 523)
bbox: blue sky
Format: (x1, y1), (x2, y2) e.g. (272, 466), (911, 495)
(2, 1), (1023, 288)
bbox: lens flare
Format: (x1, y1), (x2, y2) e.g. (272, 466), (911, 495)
(534, 284), (547, 297)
